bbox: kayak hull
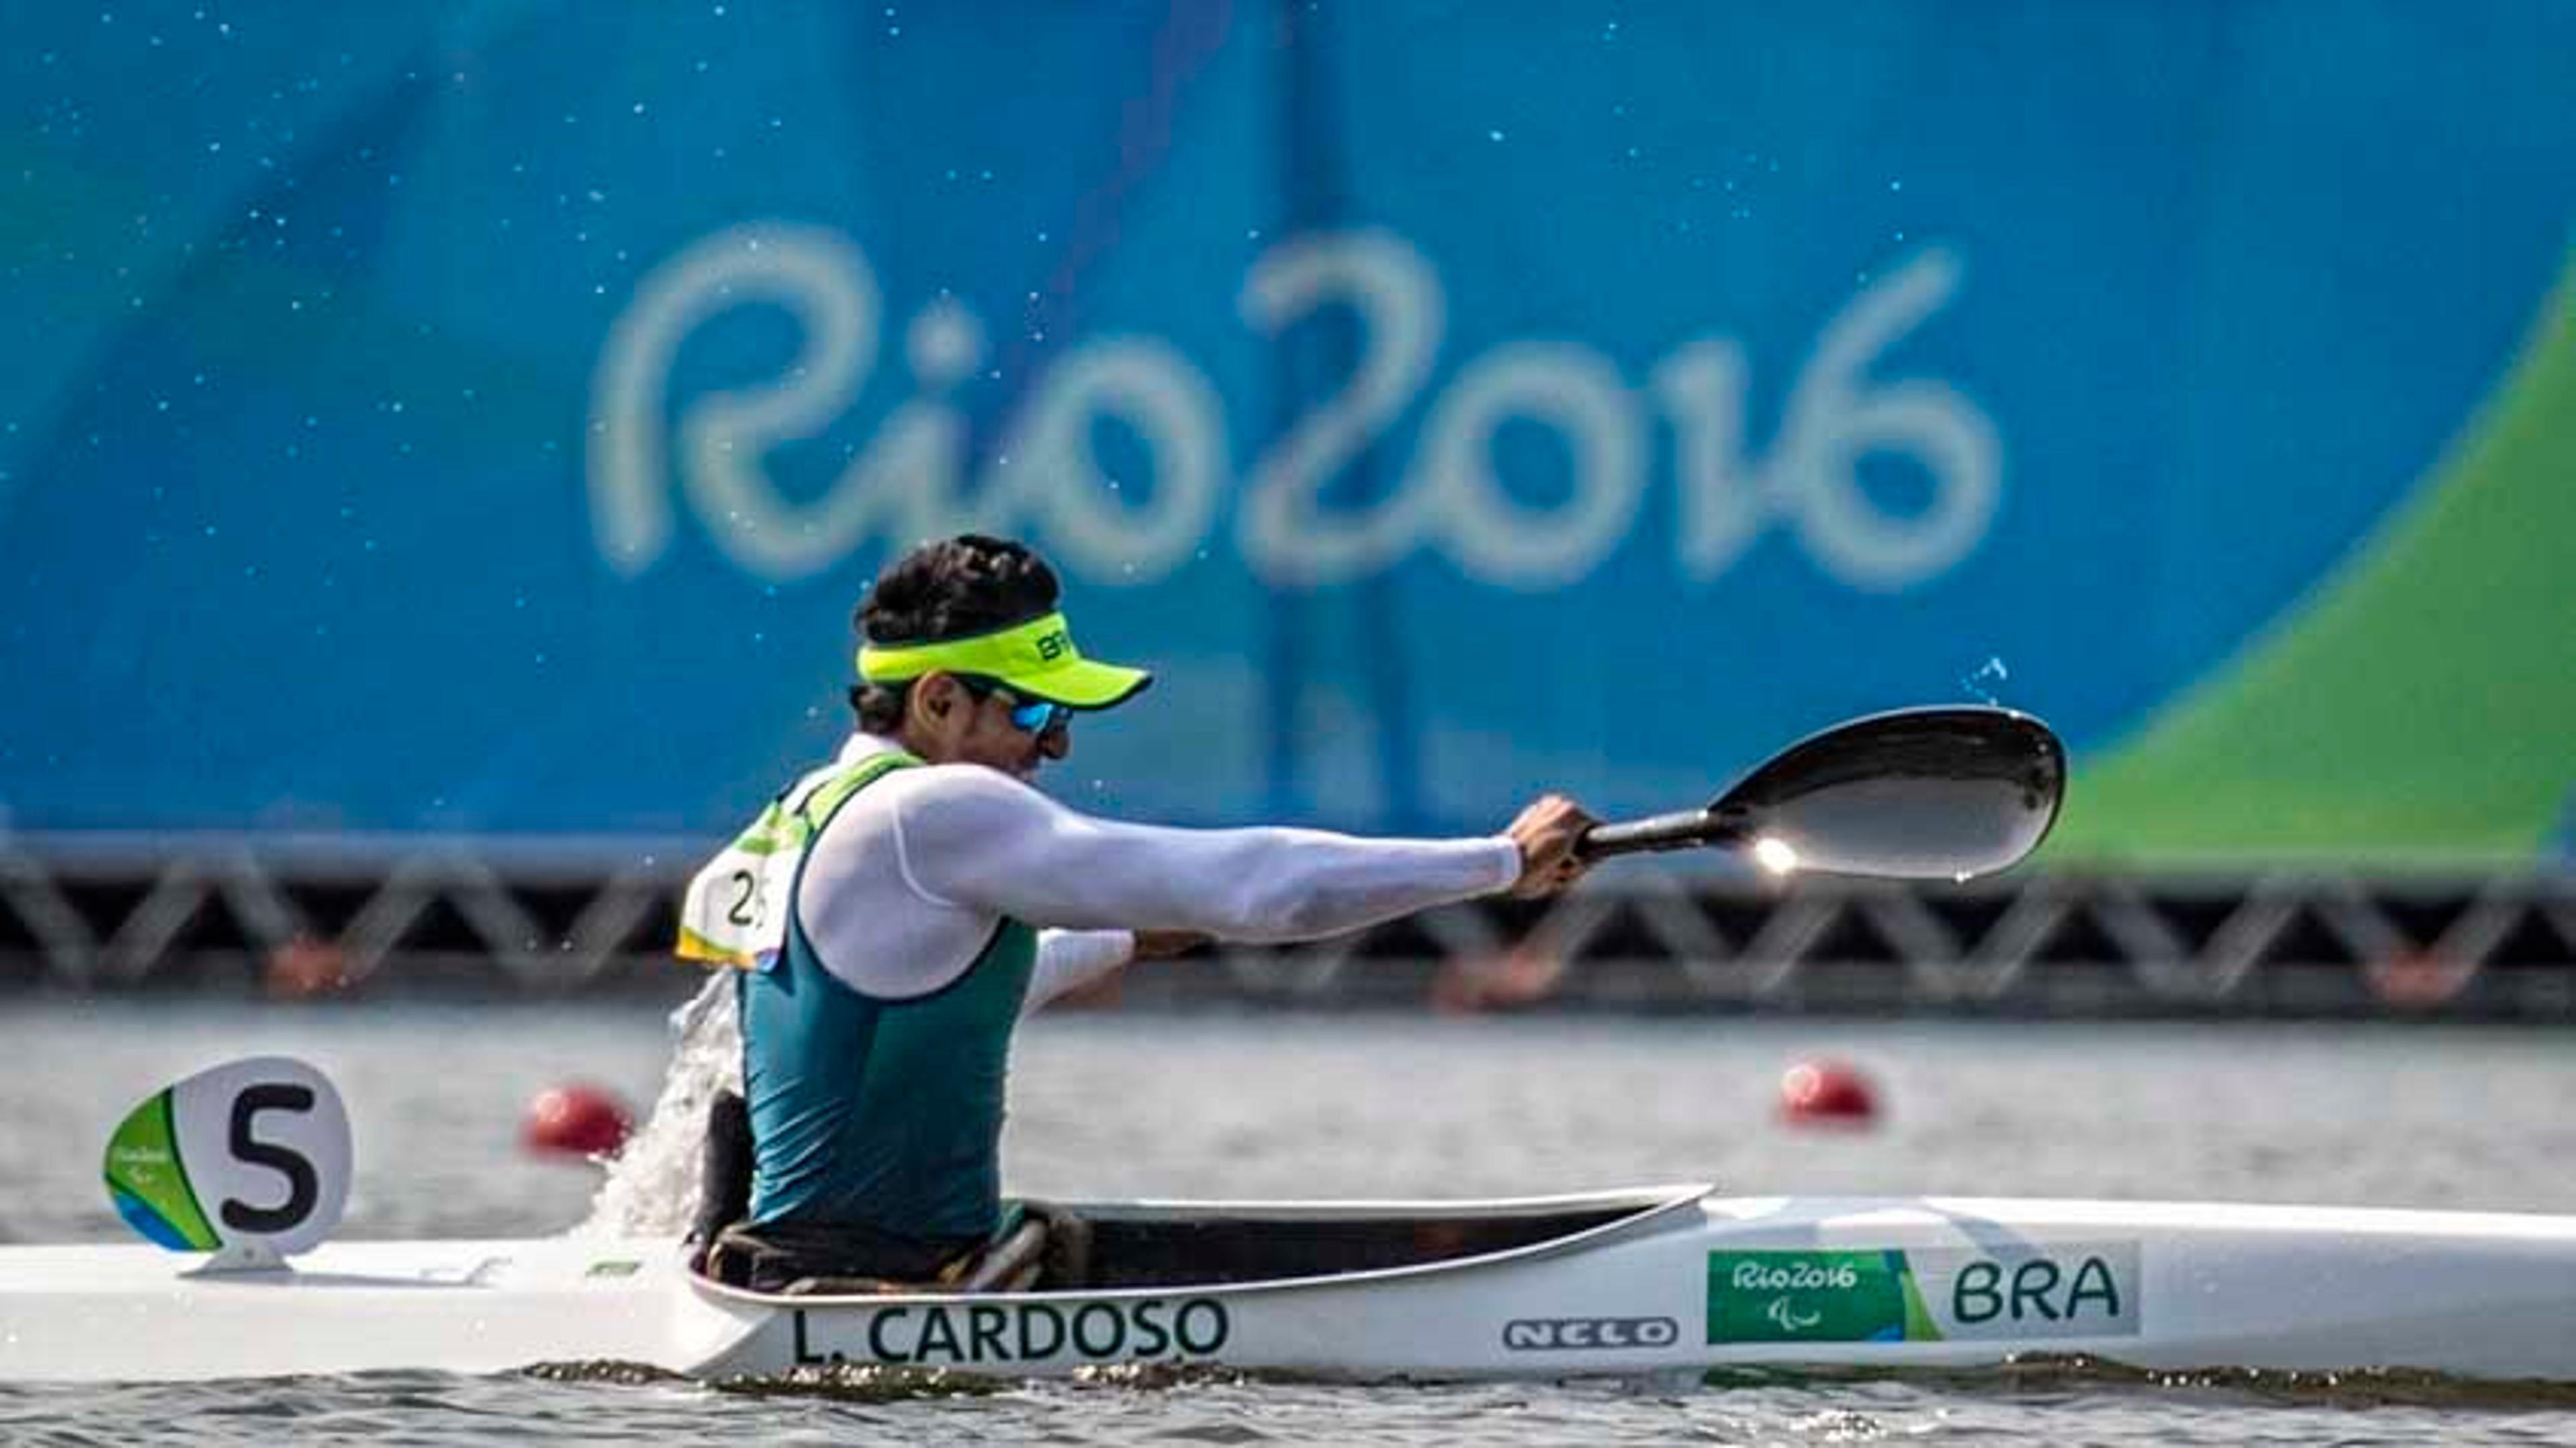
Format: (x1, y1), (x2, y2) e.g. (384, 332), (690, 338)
(5, 1186), (2574, 1384)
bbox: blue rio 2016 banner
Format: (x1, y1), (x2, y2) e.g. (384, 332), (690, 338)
(3, 4), (2572, 860)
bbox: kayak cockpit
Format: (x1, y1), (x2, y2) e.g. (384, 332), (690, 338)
(1072, 1186), (1703, 1288)
(694, 1084), (1706, 1295)
(694, 1182), (1709, 1299)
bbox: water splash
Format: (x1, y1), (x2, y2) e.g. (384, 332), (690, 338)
(576, 973), (741, 1237)
(1960, 656), (2010, 706)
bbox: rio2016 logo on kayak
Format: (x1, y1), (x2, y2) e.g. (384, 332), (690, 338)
(790, 1298), (1228, 1367)
(1705, 1245), (2139, 1345)
(590, 223), (2000, 593)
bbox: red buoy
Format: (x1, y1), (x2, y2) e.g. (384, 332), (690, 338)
(264, 936), (352, 1000)
(521, 1082), (633, 1159)
(1778, 1059), (1880, 1128)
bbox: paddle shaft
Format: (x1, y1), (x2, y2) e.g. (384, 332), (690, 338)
(1576, 810), (1746, 861)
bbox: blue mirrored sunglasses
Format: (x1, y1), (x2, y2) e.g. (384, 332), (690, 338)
(957, 677), (1073, 735)
(1005, 696), (1073, 735)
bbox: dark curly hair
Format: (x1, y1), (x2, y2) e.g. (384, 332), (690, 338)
(848, 534), (1061, 731)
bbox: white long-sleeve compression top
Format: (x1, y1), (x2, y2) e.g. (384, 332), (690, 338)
(792, 735), (1523, 1011)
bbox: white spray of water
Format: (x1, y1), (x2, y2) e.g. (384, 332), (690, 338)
(576, 972), (743, 1238)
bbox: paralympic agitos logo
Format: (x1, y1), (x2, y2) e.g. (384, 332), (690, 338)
(792, 1298), (1229, 1366)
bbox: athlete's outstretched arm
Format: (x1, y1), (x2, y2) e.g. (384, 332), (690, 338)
(885, 766), (1521, 943)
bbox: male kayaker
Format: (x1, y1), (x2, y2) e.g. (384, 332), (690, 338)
(678, 533), (1597, 1292)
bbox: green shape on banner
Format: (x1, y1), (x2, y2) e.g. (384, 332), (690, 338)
(2053, 255), (2576, 865)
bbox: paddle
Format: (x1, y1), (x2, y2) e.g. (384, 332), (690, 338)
(1574, 706), (2065, 880)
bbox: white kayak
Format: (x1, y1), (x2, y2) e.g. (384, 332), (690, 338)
(7, 1182), (2576, 1385)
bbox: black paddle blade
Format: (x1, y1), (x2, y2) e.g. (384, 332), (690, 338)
(1711, 706), (2065, 879)
(1578, 707), (2065, 880)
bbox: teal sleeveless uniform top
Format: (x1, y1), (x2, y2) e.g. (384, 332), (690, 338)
(739, 756), (1038, 1239)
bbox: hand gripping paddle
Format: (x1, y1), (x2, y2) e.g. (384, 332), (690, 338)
(1575, 706), (2065, 881)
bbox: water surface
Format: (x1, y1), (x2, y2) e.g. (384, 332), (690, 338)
(4, 998), (2573, 1443)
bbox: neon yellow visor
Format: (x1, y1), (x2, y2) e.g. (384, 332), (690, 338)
(856, 611), (1152, 710)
